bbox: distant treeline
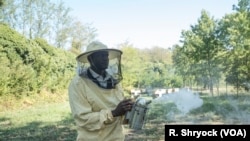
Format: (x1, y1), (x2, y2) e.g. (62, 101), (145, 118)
(0, 23), (178, 98)
(0, 0), (249, 99)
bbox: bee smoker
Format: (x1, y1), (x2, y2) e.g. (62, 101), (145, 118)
(123, 97), (152, 130)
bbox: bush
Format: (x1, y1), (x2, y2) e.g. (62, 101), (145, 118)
(0, 23), (76, 98)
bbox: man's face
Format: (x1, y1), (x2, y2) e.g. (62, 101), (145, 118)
(90, 51), (109, 70)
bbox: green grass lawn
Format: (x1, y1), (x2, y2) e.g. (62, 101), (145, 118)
(1, 92), (250, 141)
(0, 101), (77, 141)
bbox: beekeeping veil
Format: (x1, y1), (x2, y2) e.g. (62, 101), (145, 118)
(76, 41), (123, 87)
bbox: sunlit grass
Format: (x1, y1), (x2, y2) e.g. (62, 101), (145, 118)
(0, 99), (77, 141)
(0, 92), (250, 141)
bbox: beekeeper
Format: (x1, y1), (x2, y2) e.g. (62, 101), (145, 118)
(68, 41), (133, 141)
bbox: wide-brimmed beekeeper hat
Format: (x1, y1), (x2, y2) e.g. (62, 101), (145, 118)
(76, 41), (122, 63)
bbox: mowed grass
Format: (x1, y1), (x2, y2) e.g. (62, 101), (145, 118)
(0, 100), (77, 141)
(1, 92), (250, 141)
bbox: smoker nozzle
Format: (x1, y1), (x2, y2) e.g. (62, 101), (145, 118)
(136, 98), (152, 106)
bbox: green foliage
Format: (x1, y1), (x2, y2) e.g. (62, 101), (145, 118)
(0, 0), (3, 7)
(0, 23), (76, 97)
(178, 10), (223, 95)
(0, 0), (97, 50)
(147, 102), (179, 121)
(190, 100), (216, 114)
(120, 43), (177, 91)
(173, 2), (250, 94)
(218, 10), (250, 92)
(33, 38), (76, 92)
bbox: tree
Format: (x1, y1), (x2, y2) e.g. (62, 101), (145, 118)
(177, 10), (224, 95)
(0, 0), (97, 49)
(0, 0), (3, 6)
(218, 0), (250, 93)
(172, 44), (191, 87)
(52, 0), (72, 48)
(119, 42), (142, 90)
(0, 0), (57, 39)
(69, 21), (97, 55)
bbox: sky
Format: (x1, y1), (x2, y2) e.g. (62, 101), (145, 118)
(61, 0), (239, 49)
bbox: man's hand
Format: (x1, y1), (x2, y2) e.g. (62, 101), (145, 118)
(112, 99), (134, 117)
